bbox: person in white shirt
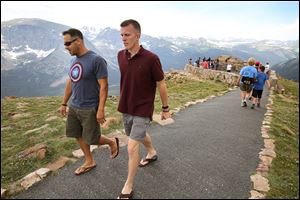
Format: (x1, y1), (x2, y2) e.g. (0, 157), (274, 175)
(265, 62), (270, 77)
(226, 62), (232, 72)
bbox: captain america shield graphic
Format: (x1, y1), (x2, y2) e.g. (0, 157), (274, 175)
(69, 62), (83, 82)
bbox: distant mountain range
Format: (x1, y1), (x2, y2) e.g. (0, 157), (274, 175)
(1, 18), (299, 97)
(272, 57), (299, 82)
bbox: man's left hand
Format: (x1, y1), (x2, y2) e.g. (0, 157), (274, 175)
(161, 111), (171, 120)
(97, 110), (106, 125)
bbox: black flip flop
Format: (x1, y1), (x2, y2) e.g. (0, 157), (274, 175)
(112, 137), (119, 159)
(138, 155), (158, 167)
(118, 190), (133, 199)
(74, 164), (96, 175)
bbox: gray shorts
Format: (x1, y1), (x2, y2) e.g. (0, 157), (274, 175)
(66, 106), (100, 145)
(122, 114), (151, 141)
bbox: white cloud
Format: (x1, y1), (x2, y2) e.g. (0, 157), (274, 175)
(237, 18), (300, 41)
(1, 1), (299, 41)
(274, 18), (299, 41)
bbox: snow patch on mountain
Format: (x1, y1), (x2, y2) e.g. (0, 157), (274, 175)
(170, 45), (184, 53)
(81, 26), (102, 40)
(6, 45), (55, 60)
(206, 39), (252, 48)
(26, 46), (55, 58)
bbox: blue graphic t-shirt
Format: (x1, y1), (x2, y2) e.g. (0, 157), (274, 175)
(253, 71), (269, 90)
(239, 66), (257, 83)
(69, 51), (108, 108)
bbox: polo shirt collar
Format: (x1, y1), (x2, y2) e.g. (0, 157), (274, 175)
(125, 45), (144, 59)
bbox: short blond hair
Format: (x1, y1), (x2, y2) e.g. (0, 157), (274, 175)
(247, 57), (256, 66)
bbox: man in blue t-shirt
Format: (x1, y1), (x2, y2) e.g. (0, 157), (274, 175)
(60, 28), (119, 176)
(250, 65), (271, 109)
(237, 57), (258, 107)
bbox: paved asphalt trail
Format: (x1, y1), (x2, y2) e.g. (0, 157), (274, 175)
(15, 88), (268, 199)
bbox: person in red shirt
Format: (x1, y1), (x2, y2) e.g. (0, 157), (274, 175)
(117, 19), (171, 199)
(203, 60), (209, 69)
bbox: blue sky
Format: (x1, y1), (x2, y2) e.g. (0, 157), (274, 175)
(1, 1), (299, 41)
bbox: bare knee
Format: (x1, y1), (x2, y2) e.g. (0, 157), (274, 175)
(127, 140), (139, 157)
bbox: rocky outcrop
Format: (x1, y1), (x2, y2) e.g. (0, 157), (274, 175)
(17, 144), (47, 160)
(184, 64), (239, 86)
(215, 55), (246, 72)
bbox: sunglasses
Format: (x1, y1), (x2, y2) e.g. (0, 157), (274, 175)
(64, 38), (78, 46)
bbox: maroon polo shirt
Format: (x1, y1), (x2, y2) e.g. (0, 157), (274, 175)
(117, 46), (164, 119)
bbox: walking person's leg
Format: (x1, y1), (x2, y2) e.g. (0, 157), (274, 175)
(257, 98), (261, 107)
(69, 107), (119, 175)
(74, 135), (119, 175)
(119, 139), (140, 197)
(245, 85), (254, 107)
(248, 89), (253, 101)
(140, 133), (157, 165)
(76, 138), (93, 164)
(251, 90), (258, 109)
(239, 83), (248, 107)
(118, 115), (151, 198)
(240, 91), (247, 107)
(99, 135), (119, 158)
(74, 138), (96, 175)
(257, 90), (263, 107)
(66, 107), (95, 174)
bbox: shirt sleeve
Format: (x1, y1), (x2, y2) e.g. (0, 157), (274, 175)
(95, 56), (108, 79)
(151, 55), (164, 82)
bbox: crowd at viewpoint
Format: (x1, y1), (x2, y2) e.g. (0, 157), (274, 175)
(189, 56), (271, 109)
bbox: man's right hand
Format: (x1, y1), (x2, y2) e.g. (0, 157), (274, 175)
(60, 105), (67, 117)
(96, 109), (106, 125)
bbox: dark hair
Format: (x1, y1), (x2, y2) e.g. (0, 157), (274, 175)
(120, 19), (141, 33)
(62, 28), (83, 40)
(259, 65), (265, 72)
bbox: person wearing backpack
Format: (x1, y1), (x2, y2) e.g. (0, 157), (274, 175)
(237, 57), (258, 107)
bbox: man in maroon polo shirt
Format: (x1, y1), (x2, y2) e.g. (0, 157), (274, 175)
(117, 19), (171, 199)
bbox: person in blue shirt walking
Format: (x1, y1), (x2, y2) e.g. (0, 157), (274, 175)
(237, 57), (258, 107)
(60, 28), (119, 176)
(250, 65), (271, 109)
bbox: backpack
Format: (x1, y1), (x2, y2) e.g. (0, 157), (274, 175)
(241, 76), (255, 85)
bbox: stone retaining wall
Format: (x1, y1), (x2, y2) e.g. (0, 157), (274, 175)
(184, 64), (239, 86)
(185, 64), (284, 93)
(268, 70), (285, 94)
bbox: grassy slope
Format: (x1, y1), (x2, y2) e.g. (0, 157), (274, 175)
(266, 78), (299, 199)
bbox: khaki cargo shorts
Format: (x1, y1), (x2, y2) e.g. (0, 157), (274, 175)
(66, 106), (100, 145)
(240, 83), (253, 93)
